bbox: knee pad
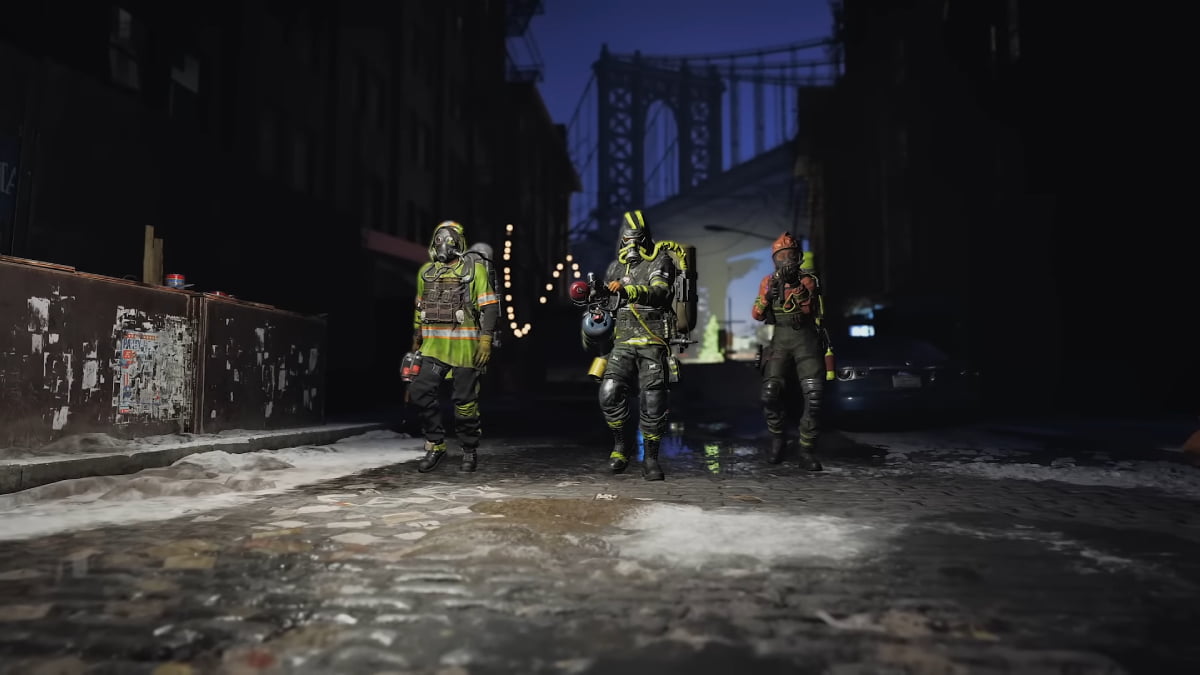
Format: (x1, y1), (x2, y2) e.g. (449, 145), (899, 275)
(599, 378), (626, 409)
(762, 378), (783, 405)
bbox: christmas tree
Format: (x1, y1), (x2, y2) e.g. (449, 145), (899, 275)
(694, 312), (724, 363)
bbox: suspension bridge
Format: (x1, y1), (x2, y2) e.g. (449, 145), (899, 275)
(566, 37), (842, 263)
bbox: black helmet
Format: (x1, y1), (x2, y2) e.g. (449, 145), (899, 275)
(617, 210), (654, 264)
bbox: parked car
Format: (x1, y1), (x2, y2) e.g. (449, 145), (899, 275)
(826, 335), (982, 424)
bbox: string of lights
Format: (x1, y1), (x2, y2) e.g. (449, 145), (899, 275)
(499, 223), (582, 339)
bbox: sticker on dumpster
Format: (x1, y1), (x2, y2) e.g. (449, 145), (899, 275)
(119, 331), (161, 413)
(111, 308), (194, 422)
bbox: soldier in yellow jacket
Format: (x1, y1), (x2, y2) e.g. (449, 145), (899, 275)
(408, 221), (499, 473)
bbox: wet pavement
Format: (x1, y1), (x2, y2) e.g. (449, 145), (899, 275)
(2, 390), (1200, 674)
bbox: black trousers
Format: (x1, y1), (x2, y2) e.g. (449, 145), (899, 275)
(761, 325), (824, 448)
(599, 344), (670, 441)
(407, 356), (483, 448)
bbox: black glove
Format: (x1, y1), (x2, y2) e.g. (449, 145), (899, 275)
(764, 277), (779, 303)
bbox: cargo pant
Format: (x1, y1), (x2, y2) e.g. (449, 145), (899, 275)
(407, 356), (484, 449)
(761, 324), (824, 450)
(599, 343), (670, 443)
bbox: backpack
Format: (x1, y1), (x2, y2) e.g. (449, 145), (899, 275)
(654, 240), (699, 347)
(462, 244), (503, 349)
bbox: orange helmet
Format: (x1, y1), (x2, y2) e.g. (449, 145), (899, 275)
(771, 232), (800, 257)
(771, 232), (801, 276)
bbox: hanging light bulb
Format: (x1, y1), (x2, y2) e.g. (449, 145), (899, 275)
(539, 297), (546, 304)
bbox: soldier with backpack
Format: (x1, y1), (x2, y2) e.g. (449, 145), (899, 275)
(404, 221), (500, 473)
(751, 232), (834, 471)
(574, 209), (697, 481)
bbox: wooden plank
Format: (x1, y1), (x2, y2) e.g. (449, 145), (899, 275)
(152, 237), (164, 286)
(142, 225), (155, 284)
(0, 254), (75, 270)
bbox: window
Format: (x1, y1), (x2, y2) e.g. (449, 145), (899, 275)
(409, 27), (425, 75)
(420, 122), (434, 170)
(169, 54), (201, 122)
(366, 72), (384, 128)
(418, 209), (432, 241)
(108, 7), (142, 91)
(1007, 0), (1021, 62)
(387, 193), (401, 236)
(411, 119), (433, 170)
(352, 57), (368, 113)
(258, 109), (278, 176)
(409, 120), (419, 162)
(290, 16), (313, 67)
(364, 176), (383, 230)
(448, 83), (463, 121)
(290, 129), (313, 193)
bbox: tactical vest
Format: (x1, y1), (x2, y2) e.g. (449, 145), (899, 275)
(420, 277), (469, 324)
(766, 276), (818, 329)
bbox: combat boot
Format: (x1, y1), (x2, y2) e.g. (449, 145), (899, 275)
(417, 440), (446, 473)
(461, 445), (478, 472)
(797, 439), (823, 472)
(768, 434), (786, 464)
(642, 438), (665, 481)
(608, 426), (629, 473)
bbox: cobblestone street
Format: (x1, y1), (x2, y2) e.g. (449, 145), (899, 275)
(2, 396), (1199, 675)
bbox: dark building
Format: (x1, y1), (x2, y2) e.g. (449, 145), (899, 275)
(817, 0), (1194, 415)
(0, 0), (579, 413)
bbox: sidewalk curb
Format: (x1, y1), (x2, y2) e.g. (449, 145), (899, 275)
(982, 423), (1199, 464)
(0, 423), (388, 495)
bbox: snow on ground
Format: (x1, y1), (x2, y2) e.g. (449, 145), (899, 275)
(843, 427), (1200, 501)
(609, 503), (882, 569)
(0, 423), (377, 462)
(0, 430), (424, 541)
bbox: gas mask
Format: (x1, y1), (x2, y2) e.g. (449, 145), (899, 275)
(773, 248), (801, 284)
(617, 210), (653, 265)
(431, 226), (464, 263)
(617, 228), (651, 265)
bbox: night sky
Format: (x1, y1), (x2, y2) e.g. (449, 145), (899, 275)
(534, 0), (833, 127)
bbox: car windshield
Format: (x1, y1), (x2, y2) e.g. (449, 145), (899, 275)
(834, 336), (950, 364)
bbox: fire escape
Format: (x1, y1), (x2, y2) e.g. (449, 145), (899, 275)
(506, 0), (544, 83)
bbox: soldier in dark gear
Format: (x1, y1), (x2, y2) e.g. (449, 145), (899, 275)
(408, 221), (499, 473)
(594, 210), (676, 481)
(751, 232), (831, 471)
